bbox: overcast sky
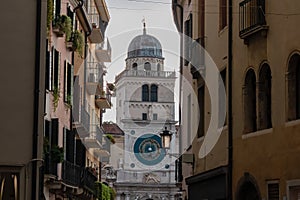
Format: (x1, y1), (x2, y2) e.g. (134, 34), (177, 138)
(102, 0), (180, 122)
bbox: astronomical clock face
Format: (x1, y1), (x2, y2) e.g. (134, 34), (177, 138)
(133, 134), (166, 166)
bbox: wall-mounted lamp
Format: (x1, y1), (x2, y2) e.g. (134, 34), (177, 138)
(159, 127), (173, 149)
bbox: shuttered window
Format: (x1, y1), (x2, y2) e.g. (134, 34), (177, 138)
(268, 183), (279, 200)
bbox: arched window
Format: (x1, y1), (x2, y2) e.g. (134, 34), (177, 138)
(258, 64), (272, 129)
(244, 69), (257, 133)
(132, 63), (137, 70)
(150, 84), (158, 102)
(142, 84), (149, 101)
(144, 62), (151, 71)
(287, 53), (300, 121)
(157, 63), (161, 71)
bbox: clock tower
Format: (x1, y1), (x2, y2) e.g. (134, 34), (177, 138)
(114, 23), (179, 200)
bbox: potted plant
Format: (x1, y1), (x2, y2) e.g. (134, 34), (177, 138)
(50, 145), (64, 163)
(105, 134), (116, 144)
(66, 30), (84, 56)
(53, 15), (72, 40)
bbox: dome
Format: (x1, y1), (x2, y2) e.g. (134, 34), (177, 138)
(127, 26), (163, 59)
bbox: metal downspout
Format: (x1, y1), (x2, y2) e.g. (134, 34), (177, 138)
(228, 0), (233, 198)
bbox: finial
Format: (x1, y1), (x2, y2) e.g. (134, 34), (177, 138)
(142, 17), (146, 35)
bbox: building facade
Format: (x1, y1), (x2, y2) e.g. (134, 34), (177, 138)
(43, 0), (113, 198)
(173, 0), (300, 199)
(232, 0), (300, 199)
(114, 24), (179, 200)
(172, 0), (229, 199)
(0, 0), (47, 198)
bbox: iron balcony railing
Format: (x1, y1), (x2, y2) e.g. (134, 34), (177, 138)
(90, 108), (104, 143)
(81, 105), (90, 133)
(44, 153), (57, 176)
(62, 160), (81, 186)
(87, 4), (108, 39)
(82, 167), (98, 192)
(116, 70), (176, 82)
(239, 0), (266, 37)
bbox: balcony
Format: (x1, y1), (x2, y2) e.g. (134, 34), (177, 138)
(86, 61), (103, 95)
(88, 7), (107, 43)
(95, 38), (111, 62)
(81, 167), (98, 192)
(239, 0), (268, 40)
(62, 160), (81, 187)
(115, 70), (176, 82)
(83, 109), (103, 149)
(94, 136), (111, 158)
(73, 105), (90, 138)
(95, 90), (112, 109)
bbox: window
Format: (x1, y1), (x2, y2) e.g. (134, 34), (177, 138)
(244, 69), (257, 133)
(187, 94), (192, 143)
(150, 84), (158, 102)
(219, 69), (227, 127)
(153, 113), (158, 120)
(64, 62), (73, 105)
(45, 44), (51, 90)
(157, 63), (161, 71)
(52, 48), (60, 90)
(0, 172), (19, 199)
(268, 182), (279, 200)
(142, 113), (147, 120)
(184, 14), (193, 66)
(287, 53), (300, 121)
(258, 64), (272, 129)
(132, 63), (137, 70)
(144, 62), (151, 71)
(54, 0), (61, 19)
(142, 84), (149, 101)
(198, 86), (205, 137)
(219, 0), (227, 30)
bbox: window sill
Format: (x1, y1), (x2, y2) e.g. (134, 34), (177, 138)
(242, 128), (273, 140)
(285, 119), (300, 127)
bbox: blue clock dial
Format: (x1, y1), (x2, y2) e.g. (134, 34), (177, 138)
(133, 134), (166, 166)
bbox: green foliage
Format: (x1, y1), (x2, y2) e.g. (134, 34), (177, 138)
(52, 86), (60, 111)
(105, 134), (116, 144)
(53, 15), (72, 40)
(50, 145), (64, 163)
(95, 182), (114, 200)
(43, 137), (64, 163)
(66, 94), (72, 106)
(47, 0), (53, 31)
(70, 30), (84, 56)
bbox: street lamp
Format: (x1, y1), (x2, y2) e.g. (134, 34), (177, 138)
(159, 127), (173, 149)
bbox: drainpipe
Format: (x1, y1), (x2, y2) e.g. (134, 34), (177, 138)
(32, 0), (43, 198)
(228, 0), (233, 199)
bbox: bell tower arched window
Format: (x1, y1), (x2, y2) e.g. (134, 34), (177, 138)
(144, 62), (151, 71)
(243, 69), (257, 133)
(132, 63), (137, 70)
(150, 84), (158, 102)
(142, 84), (149, 101)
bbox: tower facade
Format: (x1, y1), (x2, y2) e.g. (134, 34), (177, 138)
(114, 24), (179, 200)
